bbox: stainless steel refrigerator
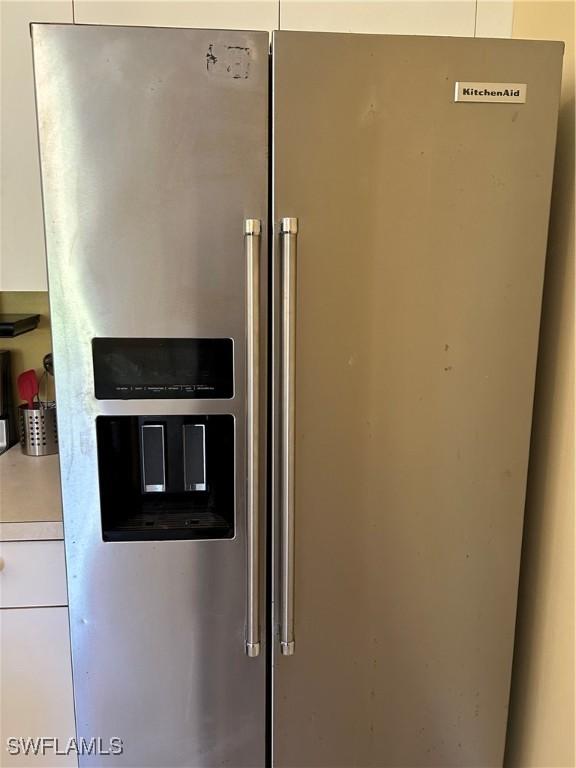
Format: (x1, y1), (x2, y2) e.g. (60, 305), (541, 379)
(31, 25), (562, 768)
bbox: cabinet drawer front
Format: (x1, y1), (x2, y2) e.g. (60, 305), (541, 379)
(0, 607), (77, 766)
(0, 541), (67, 607)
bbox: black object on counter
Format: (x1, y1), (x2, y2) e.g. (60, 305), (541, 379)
(0, 314), (41, 337)
(43, 352), (54, 376)
(0, 349), (18, 451)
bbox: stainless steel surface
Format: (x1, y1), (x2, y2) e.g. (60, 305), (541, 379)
(279, 216), (297, 657)
(272, 31), (562, 767)
(32, 24), (268, 767)
(19, 404), (58, 456)
(245, 217), (261, 658)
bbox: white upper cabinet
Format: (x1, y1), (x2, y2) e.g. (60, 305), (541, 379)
(279, 1), (476, 36)
(73, 0), (279, 29)
(2, 0), (512, 291)
(1, 0), (73, 291)
(475, 0), (514, 37)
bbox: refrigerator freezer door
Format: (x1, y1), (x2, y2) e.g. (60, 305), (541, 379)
(272, 32), (562, 767)
(32, 24), (268, 767)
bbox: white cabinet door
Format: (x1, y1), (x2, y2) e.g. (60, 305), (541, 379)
(74, 0), (278, 30)
(279, 0), (477, 35)
(475, 0), (514, 37)
(0, 607), (77, 767)
(0, 541), (67, 609)
(0, 0), (73, 291)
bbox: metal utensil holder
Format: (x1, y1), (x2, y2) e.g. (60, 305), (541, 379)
(19, 403), (58, 456)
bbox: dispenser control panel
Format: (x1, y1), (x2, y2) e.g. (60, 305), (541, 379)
(92, 338), (234, 399)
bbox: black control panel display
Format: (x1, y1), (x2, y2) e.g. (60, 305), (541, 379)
(92, 338), (233, 400)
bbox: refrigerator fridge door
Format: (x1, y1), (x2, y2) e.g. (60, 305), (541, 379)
(272, 32), (562, 767)
(32, 25), (268, 767)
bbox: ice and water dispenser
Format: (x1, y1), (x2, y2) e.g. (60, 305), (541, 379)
(93, 338), (235, 541)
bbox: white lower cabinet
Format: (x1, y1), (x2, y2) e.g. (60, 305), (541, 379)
(0, 607), (77, 768)
(0, 542), (68, 610)
(0, 536), (75, 768)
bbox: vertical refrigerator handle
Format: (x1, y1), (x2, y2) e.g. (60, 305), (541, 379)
(245, 218), (261, 658)
(280, 217), (298, 656)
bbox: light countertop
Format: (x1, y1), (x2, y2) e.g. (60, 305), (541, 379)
(0, 445), (64, 540)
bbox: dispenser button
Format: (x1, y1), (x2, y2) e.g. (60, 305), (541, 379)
(183, 424), (207, 492)
(140, 424), (166, 493)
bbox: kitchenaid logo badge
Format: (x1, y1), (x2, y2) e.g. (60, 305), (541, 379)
(454, 82), (527, 103)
